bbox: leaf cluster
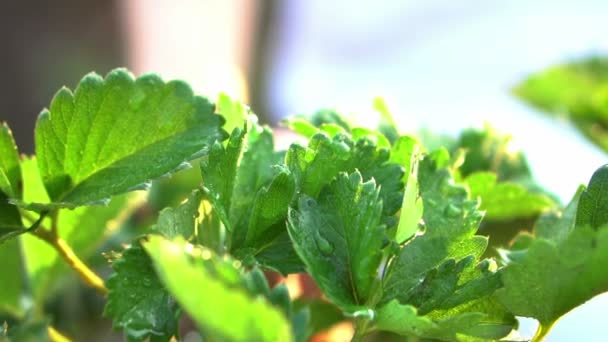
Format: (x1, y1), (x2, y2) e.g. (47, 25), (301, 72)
(0, 68), (606, 342)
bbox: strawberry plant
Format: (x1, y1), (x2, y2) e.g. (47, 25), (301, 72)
(0, 68), (606, 342)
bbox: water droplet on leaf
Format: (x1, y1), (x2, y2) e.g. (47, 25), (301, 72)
(315, 231), (334, 256)
(444, 203), (462, 218)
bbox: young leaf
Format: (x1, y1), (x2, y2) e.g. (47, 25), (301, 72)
(377, 152), (515, 340)
(497, 165), (608, 328)
(514, 57), (608, 152)
(229, 125), (284, 244)
(454, 125), (531, 181)
(286, 132), (404, 220)
(0, 239), (28, 317)
(376, 297), (515, 341)
(576, 164), (608, 229)
(373, 97), (400, 143)
(104, 241), (179, 341)
(0, 123), (24, 242)
(465, 172), (555, 221)
(283, 117), (320, 139)
(382, 153), (488, 306)
(241, 270), (310, 342)
(244, 169), (296, 247)
(200, 125), (247, 233)
(351, 127), (391, 149)
(288, 171), (385, 312)
(0, 123), (22, 198)
(305, 109), (352, 131)
(33, 68), (226, 208)
(532, 187), (582, 244)
(393, 137), (423, 243)
(375, 301), (442, 338)
(150, 189), (202, 239)
(202, 122), (282, 245)
(215, 93), (248, 139)
(247, 231), (306, 275)
(143, 235), (293, 342)
(0, 129), (29, 316)
(201, 121), (300, 273)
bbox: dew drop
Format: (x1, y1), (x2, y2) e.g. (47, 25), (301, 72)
(444, 203), (462, 218)
(315, 231), (334, 256)
(333, 141), (351, 155)
(441, 180), (467, 196)
(201, 249), (212, 260)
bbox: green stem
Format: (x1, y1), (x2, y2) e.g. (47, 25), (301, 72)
(21, 210), (108, 295)
(531, 321), (555, 342)
(352, 318), (370, 342)
(48, 326), (71, 342)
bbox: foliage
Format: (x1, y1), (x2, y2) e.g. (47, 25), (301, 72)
(0, 67), (606, 342)
(515, 56), (608, 152)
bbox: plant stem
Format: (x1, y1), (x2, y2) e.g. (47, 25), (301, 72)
(22, 210), (108, 296)
(48, 326), (71, 342)
(352, 319), (369, 342)
(33, 227), (108, 295)
(531, 321), (555, 342)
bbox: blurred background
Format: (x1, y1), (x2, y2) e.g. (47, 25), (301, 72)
(1, 0), (607, 340)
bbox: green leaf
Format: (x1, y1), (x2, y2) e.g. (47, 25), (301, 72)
(0, 228), (27, 244)
(143, 235), (293, 342)
(306, 109), (352, 131)
(0, 317), (49, 342)
(197, 198), (224, 253)
(150, 190), (202, 239)
(0, 123), (22, 198)
(375, 301), (442, 338)
(453, 125), (531, 181)
(465, 172), (555, 221)
(576, 165), (608, 228)
(514, 56), (608, 152)
(201, 121), (298, 272)
(248, 231), (306, 275)
(147, 160), (203, 211)
(394, 138), (423, 243)
(19, 156), (143, 302)
(498, 165), (608, 326)
(201, 125), (247, 233)
(33, 68), (226, 207)
(377, 153), (515, 339)
(215, 93), (248, 139)
(382, 153), (488, 307)
(0, 239), (27, 317)
(104, 241), (179, 341)
(376, 298), (515, 341)
(0, 122), (24, 244)
(0, 127), (27, 316)
(286, 132), (404, 220)
(293, 299), (344, 340)
(229, 126), (284, 241)
(373, 97), (400, 144)
(240, 270), (309, 342)
(244, 169), (295, 247)
(534, 186), (583, 243)
(351, 127), (391, 149)
(202, 122), (283, 247)
(283, 118), (320, 139)
(288, 171), (385, 311)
